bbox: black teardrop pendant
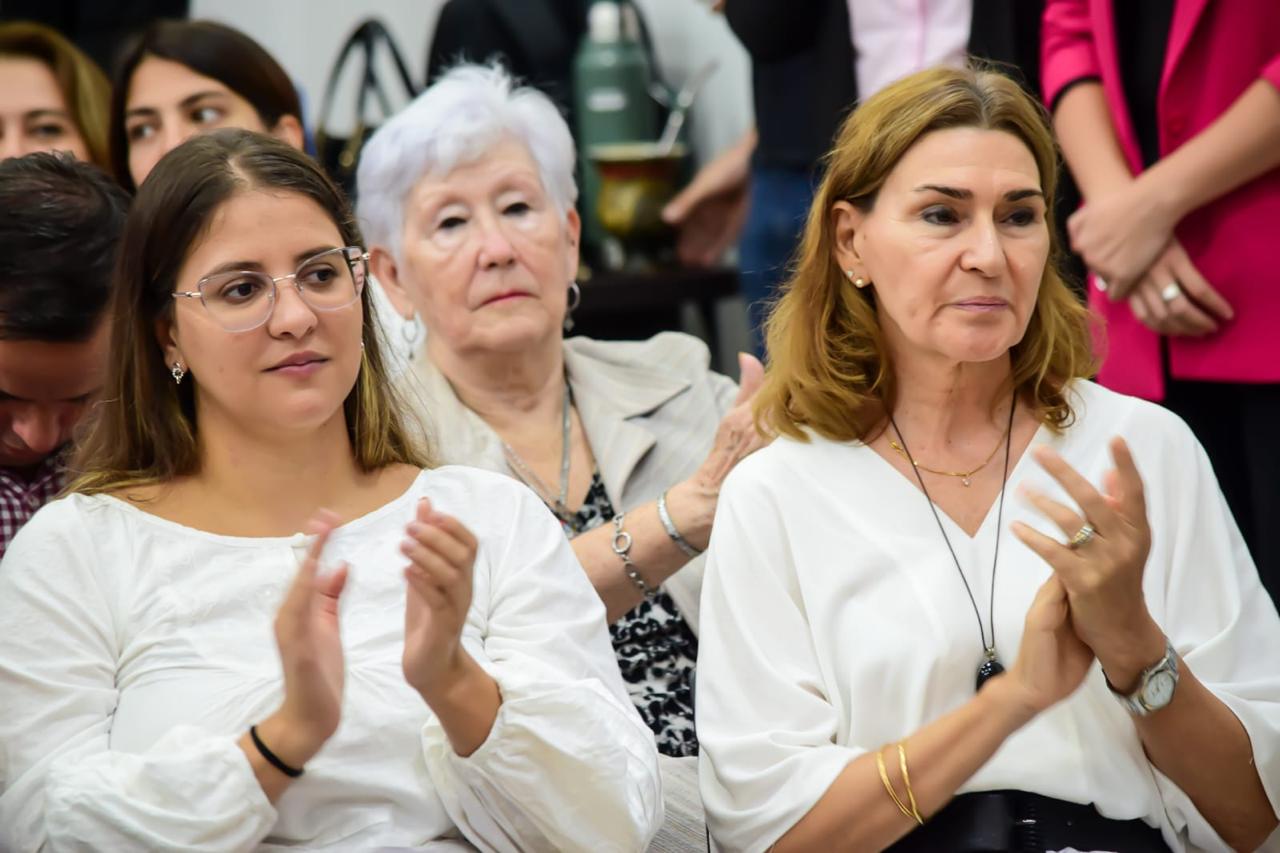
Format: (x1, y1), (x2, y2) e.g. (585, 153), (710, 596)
(976, 651), (1005, 691)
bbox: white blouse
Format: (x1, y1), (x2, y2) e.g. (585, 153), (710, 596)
(0, 467), (662, 852)
(696, 381), (1280, 853)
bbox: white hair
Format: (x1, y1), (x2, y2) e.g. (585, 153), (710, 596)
(356, 63), (578, 261)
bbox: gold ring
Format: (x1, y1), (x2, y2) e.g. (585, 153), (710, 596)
(1068, 524), (1096, 549)
(1160, 282), (1181, 303)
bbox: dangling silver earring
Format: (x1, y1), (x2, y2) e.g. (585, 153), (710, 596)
(401, 316), (421, 361)
(401, 316), (421, 346)
(171, 362), (185, 385)
(563, 281), (582, 333)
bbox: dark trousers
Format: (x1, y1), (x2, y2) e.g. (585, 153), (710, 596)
(738, 166), (814, 357)
(1162, 377), (1280, 608)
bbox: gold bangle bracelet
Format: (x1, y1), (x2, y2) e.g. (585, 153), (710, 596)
(875, 746), (914, 821)
(897, 741), (924, 825)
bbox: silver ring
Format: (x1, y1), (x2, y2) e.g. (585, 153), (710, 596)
(1068, 524), (1096, 549)
(1160, 281), (1181, 303)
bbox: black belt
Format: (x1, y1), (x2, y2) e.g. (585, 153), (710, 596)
(884, 790), (1171, 853)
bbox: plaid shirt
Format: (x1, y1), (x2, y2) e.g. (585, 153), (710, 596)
(0, 456), (64, 560)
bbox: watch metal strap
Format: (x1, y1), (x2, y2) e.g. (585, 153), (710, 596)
(1114, 637), (1178, 716)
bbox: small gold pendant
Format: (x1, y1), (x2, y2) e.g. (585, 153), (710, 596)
(962, 477), (972, 487)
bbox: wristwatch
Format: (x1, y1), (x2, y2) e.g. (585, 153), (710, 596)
(1108, 637), (1179, 716)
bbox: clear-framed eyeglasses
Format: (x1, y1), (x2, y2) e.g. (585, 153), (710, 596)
(172, 246), (368, 332)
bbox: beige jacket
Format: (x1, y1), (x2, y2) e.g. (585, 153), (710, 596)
(397, 332), (738, 635)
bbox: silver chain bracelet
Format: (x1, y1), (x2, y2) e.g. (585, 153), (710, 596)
(611, 513), (655, 597)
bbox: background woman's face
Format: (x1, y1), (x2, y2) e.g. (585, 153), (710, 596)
(0, 57), (90, 162)
(124, 57), (270, 187)
(834, 127), (1050, 368)
(375, 136), (581, 360)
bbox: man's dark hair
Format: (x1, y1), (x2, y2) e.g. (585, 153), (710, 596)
(0, 152), (128, 342)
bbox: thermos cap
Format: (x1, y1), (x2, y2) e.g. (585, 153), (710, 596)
(587, 2), (622, 43)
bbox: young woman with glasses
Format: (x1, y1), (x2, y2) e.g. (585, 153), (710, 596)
(0, 128), (662, 851)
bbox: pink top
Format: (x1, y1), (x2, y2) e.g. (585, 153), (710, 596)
(1042, 0), (1280, 399)
(847, 0), (971, 101)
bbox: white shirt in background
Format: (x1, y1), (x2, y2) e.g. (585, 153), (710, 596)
(696, 380), (1280, 853)
(847, 0), (972, 101)
(0, 467), (663, 852)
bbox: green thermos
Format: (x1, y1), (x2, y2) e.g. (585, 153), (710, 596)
(573, 0), (662, 256)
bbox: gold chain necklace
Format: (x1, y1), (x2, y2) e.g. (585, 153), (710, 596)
(888, 431), (1004, 487)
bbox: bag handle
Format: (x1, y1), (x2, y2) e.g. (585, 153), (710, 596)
(315, 18), (419, 145)
(359, 19), (418, 104)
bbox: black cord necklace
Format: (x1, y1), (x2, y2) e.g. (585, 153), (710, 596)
(889, 393), (1017, 692)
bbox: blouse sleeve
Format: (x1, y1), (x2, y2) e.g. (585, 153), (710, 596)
(1263, 53), (1280, 91)
(0, 501), (277, 853)
(695, 459), (857, 853)
(1142, 415), (1280, 848)
(1041, 0), (1102, 107)
(420, 478), (663, 852)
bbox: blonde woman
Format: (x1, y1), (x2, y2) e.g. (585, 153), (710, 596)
(696, 67), (1280, 853)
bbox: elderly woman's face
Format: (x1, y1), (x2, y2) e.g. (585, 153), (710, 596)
(833, 127), (1049, 367)
(386, 136), (580, 357)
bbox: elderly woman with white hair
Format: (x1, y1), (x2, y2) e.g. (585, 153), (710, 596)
(357, 63), (766, 757)
(356, 64), (765, 842)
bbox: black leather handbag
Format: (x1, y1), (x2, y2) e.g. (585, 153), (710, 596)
(315, 18), (420, 200)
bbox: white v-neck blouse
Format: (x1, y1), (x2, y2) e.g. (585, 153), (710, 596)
(0, 466), (662, 852)
(695, 381), (1280, 853)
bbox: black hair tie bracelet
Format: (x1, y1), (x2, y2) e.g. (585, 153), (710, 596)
(249, 724), (304, 778)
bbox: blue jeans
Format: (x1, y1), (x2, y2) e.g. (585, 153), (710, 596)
(738, 166), (815, 356)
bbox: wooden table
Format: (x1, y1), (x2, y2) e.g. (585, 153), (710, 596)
(570, 266), (740, 370)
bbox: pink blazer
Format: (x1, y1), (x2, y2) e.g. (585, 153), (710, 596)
(1042, 0), (1280, 400)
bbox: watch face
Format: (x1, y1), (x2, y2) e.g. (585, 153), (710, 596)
(1143, 671), (1176, 709)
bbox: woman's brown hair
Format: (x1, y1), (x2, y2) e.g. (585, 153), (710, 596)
(757, 65), (1096, 444)
(0, 21), (112, 169)
(68, 128), (432, 496)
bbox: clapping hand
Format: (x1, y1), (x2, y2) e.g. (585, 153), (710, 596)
(401, 498), (479, 699)
(664, 352), (770, 550)
(1002, 573), (1096, 715)
(698, 353), (770, 486)
(271, 510), (349, 755)
(1012, 439), (1165, 685)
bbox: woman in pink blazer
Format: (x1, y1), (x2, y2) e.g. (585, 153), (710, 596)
(1042, 0), (1280, 604)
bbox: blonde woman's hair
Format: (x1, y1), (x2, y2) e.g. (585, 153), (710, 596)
(757, 65), (1096, 444)
(68, 129), (432, 496)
